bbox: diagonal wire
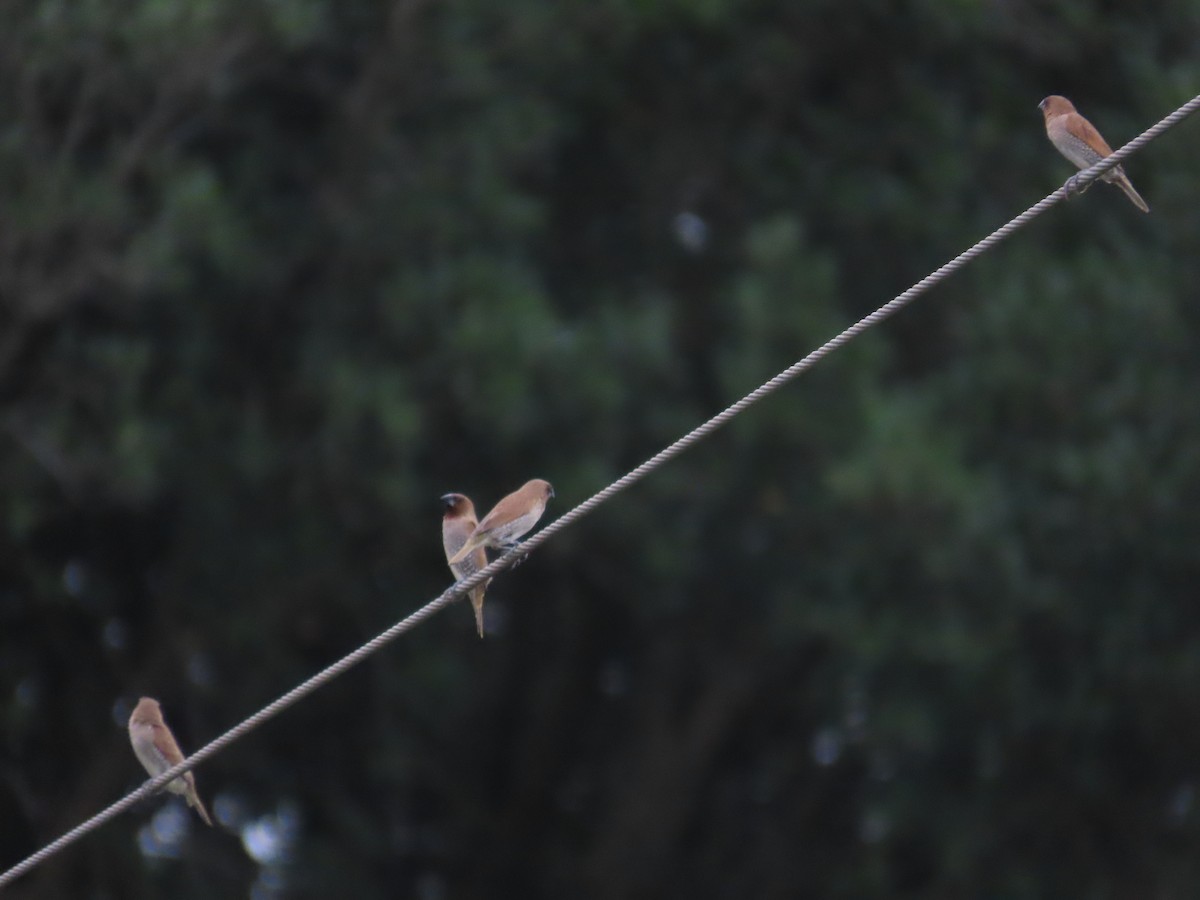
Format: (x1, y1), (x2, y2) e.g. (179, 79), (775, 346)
(2, 91), (1198, 891)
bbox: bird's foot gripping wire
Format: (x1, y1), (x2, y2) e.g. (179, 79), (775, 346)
(501, 540), (528, 568)
(1063, 173), (1092, 197)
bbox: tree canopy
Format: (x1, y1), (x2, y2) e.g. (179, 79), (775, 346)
(3, 1), (1200, 897)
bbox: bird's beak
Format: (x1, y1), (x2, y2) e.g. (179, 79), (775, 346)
(440, 494), (456, 506)
(548, 487), (556, 499)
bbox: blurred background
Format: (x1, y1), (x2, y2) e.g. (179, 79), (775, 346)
(3, 0), (1200, 897)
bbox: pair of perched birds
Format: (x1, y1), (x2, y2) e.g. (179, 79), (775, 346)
(1039, 95), (1149, 213)
(441, 478), (555, 637)
(126, 479), (556, 827)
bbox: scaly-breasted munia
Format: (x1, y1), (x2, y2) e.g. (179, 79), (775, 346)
(442, 493), (491, 637)
(128, 697), (213, 826)
(1039, 95), (1149, 212)
(448, 479), (555, 565)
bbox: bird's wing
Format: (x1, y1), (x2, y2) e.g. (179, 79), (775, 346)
(473, 494), (525, 537)
(1066, 112), (1115, 157)
(151, 725), (186, 767)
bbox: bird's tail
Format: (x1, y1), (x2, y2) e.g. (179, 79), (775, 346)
(188, 788), (214, 826)
(1112, 171), (1150, 213)
(470, 588), (486, 638)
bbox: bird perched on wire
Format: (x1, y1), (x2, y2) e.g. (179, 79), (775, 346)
(128, 697), (213, 826)
(1038, 95), (1149, 212)
(448, 479), (554, 565)
(442, 493), (492, 638)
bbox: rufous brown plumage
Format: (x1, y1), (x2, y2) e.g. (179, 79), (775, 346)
(128, 697), (213, 826)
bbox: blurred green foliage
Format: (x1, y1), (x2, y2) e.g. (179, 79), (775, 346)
(2, 0), (1200, 897)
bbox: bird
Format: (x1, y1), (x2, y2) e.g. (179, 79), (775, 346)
(128, 697), (213, 826)
(448, 479), (554, 565)
(442, 493), (492, 637)
(1038, 95), (1149, 212)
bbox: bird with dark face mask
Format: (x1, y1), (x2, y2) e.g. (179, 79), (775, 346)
(441, 493), (491, 637)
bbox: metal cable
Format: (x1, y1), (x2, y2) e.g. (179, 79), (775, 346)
(2, 91), (1197, 891)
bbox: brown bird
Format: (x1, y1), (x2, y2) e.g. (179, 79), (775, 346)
(1039, 95), (1149, 212)
(442, 493), (492, 637)
(448, 479), (555, 565)
(128, 697), (213, 826)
